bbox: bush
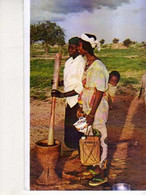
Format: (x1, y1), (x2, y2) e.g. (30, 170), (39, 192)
(123, 39), (132, 47)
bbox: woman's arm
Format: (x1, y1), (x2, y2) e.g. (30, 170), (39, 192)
(86, 88), (103, 125)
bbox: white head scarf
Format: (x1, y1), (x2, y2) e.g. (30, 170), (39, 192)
(81, 33), (101, 51)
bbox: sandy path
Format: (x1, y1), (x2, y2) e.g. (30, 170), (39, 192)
(30, 94), (146, 190)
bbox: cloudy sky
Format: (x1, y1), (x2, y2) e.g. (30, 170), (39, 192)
(31, 0), (146, 43)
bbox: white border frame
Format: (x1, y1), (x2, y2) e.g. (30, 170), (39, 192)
(0, 0), (144, 194)
(24, 0), (30, 191)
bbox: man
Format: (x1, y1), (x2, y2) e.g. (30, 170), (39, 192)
(51, 37), (86, 149)
(138, 73), (146, 109)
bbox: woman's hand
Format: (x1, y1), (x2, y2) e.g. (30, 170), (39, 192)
(51, 89), (64, 98)
(77, 106), (86, 118)
(86, 114), (94, 126)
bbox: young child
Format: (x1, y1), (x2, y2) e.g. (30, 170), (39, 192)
(77, 71), (120, 119)
(104, 71), (121, 109)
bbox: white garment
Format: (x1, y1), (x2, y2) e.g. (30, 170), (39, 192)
(93, 124), (108, 165)
(64, 55), (86, 108)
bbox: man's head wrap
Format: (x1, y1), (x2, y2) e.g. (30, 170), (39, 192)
(80, 33), (101, 51)
(68, 37), (79, 46)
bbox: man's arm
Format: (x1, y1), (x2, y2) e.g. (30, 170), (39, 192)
(51, 89), (78, 98)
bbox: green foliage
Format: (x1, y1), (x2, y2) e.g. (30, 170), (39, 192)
(121, 77), (139, 85)
(123, 38), (132, 47)
(100, 39), (105, 45)
(30, 21), (65, 54)
(113, 38), (119, 43)
(30, 24), (38, 44)
(31, 21), (65, 45)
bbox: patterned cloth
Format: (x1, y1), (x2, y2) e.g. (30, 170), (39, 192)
(79, 59), (109, 126)
(104, 83), (117, 107)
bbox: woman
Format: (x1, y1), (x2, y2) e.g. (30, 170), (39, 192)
(77, 33), (109, 172)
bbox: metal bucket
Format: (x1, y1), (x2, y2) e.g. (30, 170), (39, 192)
(112, 183), (131, 190)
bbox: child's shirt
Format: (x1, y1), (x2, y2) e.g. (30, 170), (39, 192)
(104, 83), (117, 106)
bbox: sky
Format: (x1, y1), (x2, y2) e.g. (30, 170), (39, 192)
(31, 0), (146, 43)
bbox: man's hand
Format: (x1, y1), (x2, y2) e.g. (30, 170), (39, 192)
(51, 80), (64, 86)
(51, 89), (64, 98)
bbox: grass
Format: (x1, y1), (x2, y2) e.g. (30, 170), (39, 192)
(120, 77), (139, 85)
(101, 57), (146, 72)
(98, 48), (137, 57)
(30, 59), (64, 88)
(30, 44), (146, 99)
(30, 44), (68, 56)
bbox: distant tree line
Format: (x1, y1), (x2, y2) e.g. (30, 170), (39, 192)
(30, 21), (144, 53)
(100, 38), (141, 47)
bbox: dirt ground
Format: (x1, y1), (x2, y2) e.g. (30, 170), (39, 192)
(30, 88), (146, 190)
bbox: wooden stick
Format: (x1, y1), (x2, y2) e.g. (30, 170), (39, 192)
(48, 53), (62, 145)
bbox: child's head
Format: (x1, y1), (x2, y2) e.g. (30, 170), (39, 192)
(109, 71), (120, 86)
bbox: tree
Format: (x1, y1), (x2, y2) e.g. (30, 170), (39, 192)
(123, 38), (132, 47)
(30, 21), (65, 54)
(100, 39), (105, 45)
(113, 38), (119, 44)
(30, 24), (38, 45)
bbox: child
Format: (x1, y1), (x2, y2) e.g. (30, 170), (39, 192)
(104, 71), (121, 109)
(77, 71), (120, 123)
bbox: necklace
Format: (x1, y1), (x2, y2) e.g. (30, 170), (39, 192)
(85, 62), (90, 71)
(85, 59), (95, 71)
